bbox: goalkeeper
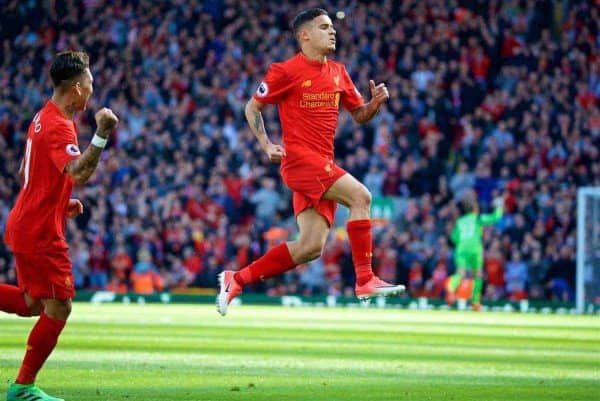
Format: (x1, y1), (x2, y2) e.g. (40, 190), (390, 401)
(447, 193), (504, 310)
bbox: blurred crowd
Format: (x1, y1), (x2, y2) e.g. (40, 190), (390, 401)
(1, 0), (598, 302)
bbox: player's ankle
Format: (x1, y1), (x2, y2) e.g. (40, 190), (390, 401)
(233, 270), (250, 287)
(356, 272), (374, 286)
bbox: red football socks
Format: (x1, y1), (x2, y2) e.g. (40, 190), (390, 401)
(16, 312), (66, 384)
(346, 219), (375, 286)
(234, 243), (296, 286)
(0, 284), (31, 317)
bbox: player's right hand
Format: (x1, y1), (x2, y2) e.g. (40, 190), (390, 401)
(264, 142), (286, 163)
(95, 108), (119, 137)
(67, 198), (84, 219)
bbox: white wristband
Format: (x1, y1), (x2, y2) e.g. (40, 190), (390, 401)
(91, 134), (108, 148)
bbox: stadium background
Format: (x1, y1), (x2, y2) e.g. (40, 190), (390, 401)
(1, 0), (599, 305)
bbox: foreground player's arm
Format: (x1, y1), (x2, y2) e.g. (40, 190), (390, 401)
(351, 80), (389, 124)
(65, 108), (118, 185)
(245, 97), (286, 163)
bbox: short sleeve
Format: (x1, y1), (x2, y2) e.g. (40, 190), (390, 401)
(252, 63), (293, 104)
(340, 66), (364, 111)
(46, 121), (81, 173)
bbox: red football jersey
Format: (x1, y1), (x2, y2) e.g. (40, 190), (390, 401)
(5, 100), (81, 253)
(253, 52), (364, 162)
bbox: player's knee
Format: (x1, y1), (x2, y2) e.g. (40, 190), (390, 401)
(307, 244), (324, 261)
(352, 186), (372, 211)
(298, 242), (324, 264)
(26, 303), (43, 317)
(44, 300), (72, 320)
(61, 301), (72, 318)
(18, 294), (41, 317)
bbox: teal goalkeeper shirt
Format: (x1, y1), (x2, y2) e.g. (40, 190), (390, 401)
(451, 207), (503, 251)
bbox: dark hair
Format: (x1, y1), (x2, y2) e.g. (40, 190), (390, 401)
(461, 197), (478, 213)
(291, 8), (328, 36)
(49, 51), (90, 87)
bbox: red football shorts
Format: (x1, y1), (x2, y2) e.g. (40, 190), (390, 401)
(14, 250), (75, 301)
(281, 152), (347, 226)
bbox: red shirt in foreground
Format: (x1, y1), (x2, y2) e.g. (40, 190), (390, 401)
(253, 52), (364, 163)
(5, 100), (81, 253)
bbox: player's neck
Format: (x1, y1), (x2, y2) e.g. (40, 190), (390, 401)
(301, 49), (327, 64)
(51, 93), (77, 120)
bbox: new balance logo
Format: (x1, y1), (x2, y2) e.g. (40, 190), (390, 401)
(301, 80), (312, 87)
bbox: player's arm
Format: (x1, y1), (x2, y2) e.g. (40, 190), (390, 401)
(65, 108), (118, 185)
(244, 97), (285, 163)
(479, 197), (504, 225)
(350, 80), (389, 124)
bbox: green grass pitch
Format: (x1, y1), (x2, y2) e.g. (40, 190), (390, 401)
(1, 303), (598, 400)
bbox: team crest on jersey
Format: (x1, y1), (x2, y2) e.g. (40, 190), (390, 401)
(256, 82), (269, 97)
(66, 144), (81, 156)
(301, 80), (312, 87)
(333, 75), (340, 87)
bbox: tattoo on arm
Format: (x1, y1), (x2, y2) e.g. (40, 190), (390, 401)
(253, 111), (264, 133)
(245, 101), (271, 148)
(64, 131), (105, 184)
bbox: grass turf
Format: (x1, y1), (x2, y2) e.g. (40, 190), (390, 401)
(0, 303), (598, 400)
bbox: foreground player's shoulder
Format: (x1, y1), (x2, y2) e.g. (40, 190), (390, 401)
(272, 58), (295, 76)
(44, 116), (77, 145)
(260, 60), (290, 85)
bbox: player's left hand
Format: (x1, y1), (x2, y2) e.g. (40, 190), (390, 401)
(369, 80), (390, 106)
(67, 198), (84, 218)
(492, 196), (504, 209)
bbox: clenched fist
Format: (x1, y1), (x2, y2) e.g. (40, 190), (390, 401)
(369, 79), (390, 107)
(263, 142), (286, 163)
(95, 108), (119, 137)
(67, 198), (84, 219)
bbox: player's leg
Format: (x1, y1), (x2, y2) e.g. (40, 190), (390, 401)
(217, 208), (330, 316)
(446, 250), (467, 304)
(447, 268), (466, 293)
(1, 254), (44, 317)
(323, 173), (405, 299)
(8, 298), (70, 401)
(0, 285), (41, 317)
(470, 249), (485, 310)
(7, 253), (71, 401)
(14, 298), (70, 384)
(286, 208), (330, 263)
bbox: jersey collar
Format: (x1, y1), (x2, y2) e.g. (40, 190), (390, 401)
(298, 52), (328, 68)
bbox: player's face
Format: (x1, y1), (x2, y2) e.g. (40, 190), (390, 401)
(75, 68), (94, 111)
(306, 15), (336, 54)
